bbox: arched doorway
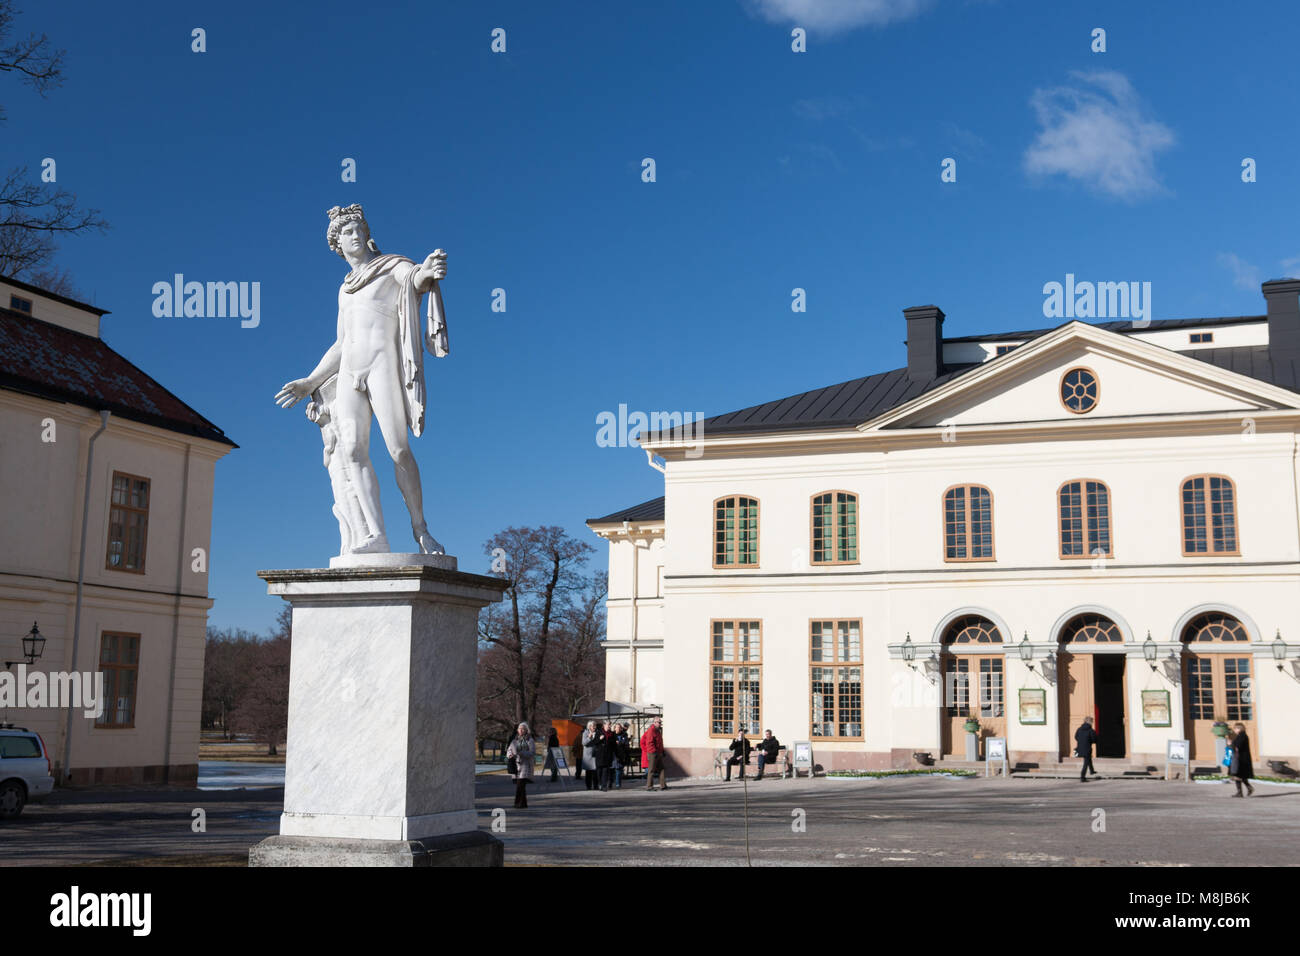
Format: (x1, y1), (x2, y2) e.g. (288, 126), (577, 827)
(940, 615), (1005, 757)
(1056, 613), (1127, 759)
(1182, 612), (1255, 760)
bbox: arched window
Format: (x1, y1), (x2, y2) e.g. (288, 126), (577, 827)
(811, 491), (858, 564)
(943, 614), (1004, 644)
(1058, 480), (1112, 558)
(1182, 613), (1253, 731)
(714, 496), (759, 568)
(943, 485), (994, 561)
(1183, 612), (1249, 643)
(1059, 613), (1122, 643)
(1181, 475), (1239, 555)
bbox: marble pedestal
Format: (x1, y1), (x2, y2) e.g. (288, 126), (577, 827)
(248, 556), (508, 867)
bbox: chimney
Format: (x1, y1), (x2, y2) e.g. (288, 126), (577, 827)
(903, 305), (945, 381)
(1264, 279), (1300, 365)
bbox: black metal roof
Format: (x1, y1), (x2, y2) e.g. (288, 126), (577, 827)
(689, 364), (977, 436)
(1185, 345), (1300, 390)
(587, 496), (665, 524)
(647, 318), (1297, 442)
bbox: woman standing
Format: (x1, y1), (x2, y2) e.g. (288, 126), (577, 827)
(1228, 723), (1255, 797)
(581, 720), (600, 791)
(507, 722), (535, 808)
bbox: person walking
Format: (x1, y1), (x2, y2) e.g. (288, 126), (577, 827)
(641, 717), (667, 790)
(1074, 716), (1098, 782)
(582, 720), (601, 791)
(1228, 722), (1255, 797)
(506, 722), (535, 809)
(542, 727), (560, 782)
(725, 728), (752, 782)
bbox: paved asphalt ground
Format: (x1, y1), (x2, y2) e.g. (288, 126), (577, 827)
(2, 773), (1297, 867)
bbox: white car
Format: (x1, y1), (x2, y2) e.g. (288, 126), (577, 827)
(0, 727), (55, 819)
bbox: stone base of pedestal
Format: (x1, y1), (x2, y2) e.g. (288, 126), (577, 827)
(254, 561), (510, 867)
(249, 830), (503, 868)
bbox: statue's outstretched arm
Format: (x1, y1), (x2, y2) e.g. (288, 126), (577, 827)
(275, 318), (342, 409)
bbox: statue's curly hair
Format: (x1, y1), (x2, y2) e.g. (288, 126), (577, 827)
(326, 204), (376, 257)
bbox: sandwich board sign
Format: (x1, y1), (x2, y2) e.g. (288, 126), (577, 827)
(985, 736), (1009, 777)
(1165, 739), (1190, 782)
(548, 747), (573, 788)
(792, 741), (814, 779)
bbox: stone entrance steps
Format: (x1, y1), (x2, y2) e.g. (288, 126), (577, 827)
(929, 756), (1224, 779)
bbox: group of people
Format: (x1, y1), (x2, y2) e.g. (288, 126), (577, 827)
(1074, 716), (1255, 794)
(577, 719), (632, 791)
(506, 715), (668, 807)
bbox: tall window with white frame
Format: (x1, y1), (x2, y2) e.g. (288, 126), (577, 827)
(810, 619), (863, 740)
(713, 496), (759, 568)
(106, 472), (151, 572)
(1181, 475), (1239, 555)
(710, 620), (761, 736)
(811, 491), (858, 565)
(943, 484), (994, 561)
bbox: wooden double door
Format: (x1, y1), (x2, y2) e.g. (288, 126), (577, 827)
(1184, 652), (1255, 760)
(1058, 652), (1127, 759)
(941, 655), (1006, 756)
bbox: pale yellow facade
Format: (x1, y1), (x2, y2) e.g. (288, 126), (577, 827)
(0, 279), (232, 784)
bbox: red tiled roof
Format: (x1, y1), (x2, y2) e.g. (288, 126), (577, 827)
(0, 307), (235, 446)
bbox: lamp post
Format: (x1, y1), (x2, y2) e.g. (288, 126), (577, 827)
(4, 621), (44, 669)
(1273, 630), (1287, 672)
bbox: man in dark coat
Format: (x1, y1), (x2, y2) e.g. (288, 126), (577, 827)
(595, 722), (615, 791)
(1074, 716), (1098, 782)
(1229, 723), (1255, 796)
(755, 729), (781, 780)
(725, 729), (753, 781)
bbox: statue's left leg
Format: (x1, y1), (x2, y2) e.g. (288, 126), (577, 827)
(369, 361), (444, 554)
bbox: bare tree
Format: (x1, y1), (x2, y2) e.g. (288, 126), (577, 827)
(477, 526), (598, 735)
(0, 3), (105, 282)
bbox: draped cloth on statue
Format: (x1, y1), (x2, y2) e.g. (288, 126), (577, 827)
(340, 253), (450, 438)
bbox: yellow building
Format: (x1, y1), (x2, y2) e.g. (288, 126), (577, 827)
(0, 277), (235, 784)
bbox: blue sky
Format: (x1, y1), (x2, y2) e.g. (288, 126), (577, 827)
(9, 0), (1300, 632)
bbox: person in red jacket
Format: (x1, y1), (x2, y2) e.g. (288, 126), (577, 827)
(641, 717), (667, 791)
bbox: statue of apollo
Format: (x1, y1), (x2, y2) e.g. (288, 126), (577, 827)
(275, 204), (449, 556)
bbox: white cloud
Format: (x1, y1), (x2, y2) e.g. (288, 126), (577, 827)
(793, 94), (867, 121)
(1023, 71), (1175, 200)
(1280, 254), (1300, 278)
(745, 0), (934, 35)
(1218, 253), (1262, 291)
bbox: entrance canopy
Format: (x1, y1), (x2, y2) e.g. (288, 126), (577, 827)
(570, 700), (662, 723)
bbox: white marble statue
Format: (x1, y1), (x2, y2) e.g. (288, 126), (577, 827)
(275, 204), (449, 555)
